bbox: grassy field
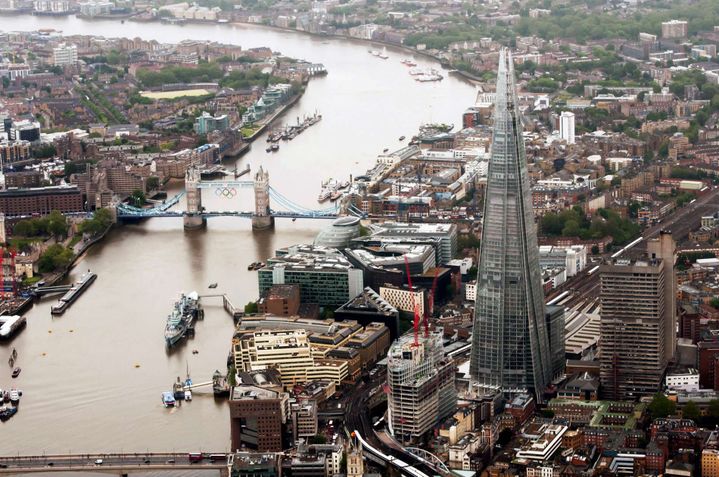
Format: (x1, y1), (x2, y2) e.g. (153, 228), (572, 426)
(139, 89), (211, 99)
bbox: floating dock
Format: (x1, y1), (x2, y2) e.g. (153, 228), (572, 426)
(50, 271), (97, 315)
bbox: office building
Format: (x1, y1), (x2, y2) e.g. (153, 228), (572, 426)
(470, 49), (562, 399)
(379, 283), (426, 318)
(194, 111), (230, 134)
(53, 43), (78, 67)
(334, 287), (400, 340)
(600, 258), (668, 400)
(9, 120), (40, 142)
(539, 245), (587, 277)
(258, 245), (363, 307)
(229, 370), (289, 452)
(305, 358), (348, 386)
(291, 400), (318, 440)
(387, 330), (456, 441)
(258, 284), (300, 316)
(233, 317), (388, 382)
(559, 111), (575, 145)
(345, 321), (391, 370)
(368, 222), (457, 265)
(662, 20), (688, 39)
(233, 329), (315, 388)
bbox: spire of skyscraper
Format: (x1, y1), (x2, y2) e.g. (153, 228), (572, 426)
(469, 49), (562, 399)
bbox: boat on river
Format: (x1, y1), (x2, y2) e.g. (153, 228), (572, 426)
(164, 292), (201, 348)
(161, 391), (176, 408)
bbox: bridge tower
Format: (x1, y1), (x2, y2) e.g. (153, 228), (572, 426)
(184, 165), (206, 230)
(252, 166), (274, 230)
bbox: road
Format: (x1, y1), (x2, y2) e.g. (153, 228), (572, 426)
(546, 187), (719, 309)
(0, 453), (227, 474)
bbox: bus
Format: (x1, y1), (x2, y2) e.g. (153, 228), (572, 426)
(188, 453), (203, 463)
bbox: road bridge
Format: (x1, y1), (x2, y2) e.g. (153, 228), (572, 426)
(115, 165), (355, 230)
(0, 453), (228, 476)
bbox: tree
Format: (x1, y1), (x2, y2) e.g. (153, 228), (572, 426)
(591, 245), (600, 255)
(146, 177), (160, 191)
(709, 400), (719, 420)
(46, 210), (69, 238)
(711, 297), (719, 310)
(38, 244), (74, 273)
(130, 190), (146, 207)
(78, 208), (113, 236)
(647, 393), (676, 419)
(244, 301), (258, 314)
(14, 220), (34, 237)
(683, 401), (700, 421)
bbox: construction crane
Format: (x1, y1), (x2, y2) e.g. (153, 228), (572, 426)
(404, 256), (420, 347)
(426, 267), (439, 338)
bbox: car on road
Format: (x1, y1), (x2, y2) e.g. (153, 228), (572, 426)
(166, 459), (176, 464)
(144, 458), (151, 464)
(95, 459), (103, 465)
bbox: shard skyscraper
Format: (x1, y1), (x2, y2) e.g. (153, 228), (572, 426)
(469, 50), (562, 398)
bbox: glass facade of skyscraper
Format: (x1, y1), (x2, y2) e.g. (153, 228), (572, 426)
(469, 49), (563, 398)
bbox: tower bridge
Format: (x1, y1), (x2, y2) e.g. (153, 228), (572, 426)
(114, 165), (354, 230)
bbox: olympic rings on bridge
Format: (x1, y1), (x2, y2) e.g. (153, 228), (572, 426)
(214, 187), (237, 198)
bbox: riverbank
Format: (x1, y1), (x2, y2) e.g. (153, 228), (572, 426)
(226, 21), (484, 85)
(243, 89), (304, 142)
(120, 13), (481, 85)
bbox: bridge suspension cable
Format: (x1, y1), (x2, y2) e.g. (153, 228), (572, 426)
(268, 186), (339, 215)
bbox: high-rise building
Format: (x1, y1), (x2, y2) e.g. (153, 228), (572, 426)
(599, 257), (668, 400)
(647, 231), (677, 362)
(661, 20), (688, 39)
(52, 43), (78, 67)
(559, 111), (575, 145)
(470, 49), (563, 399)
(387, 330), (456, 441)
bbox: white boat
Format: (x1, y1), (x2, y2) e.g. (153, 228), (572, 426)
(318, 189), (331, 202)
(415, 68), (443, 82)
(409, 67), (424, 76)
(369, 50), (379, 56)
(378, 47), (389, 60)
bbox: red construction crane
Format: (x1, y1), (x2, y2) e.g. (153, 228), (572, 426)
(404, 256), (420, 347)
(426, 267), (439, 338)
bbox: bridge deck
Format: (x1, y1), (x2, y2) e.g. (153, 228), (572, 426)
(0, 453), (228, 475)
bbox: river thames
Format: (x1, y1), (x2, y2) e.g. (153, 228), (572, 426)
(0, 15), (476, 454)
